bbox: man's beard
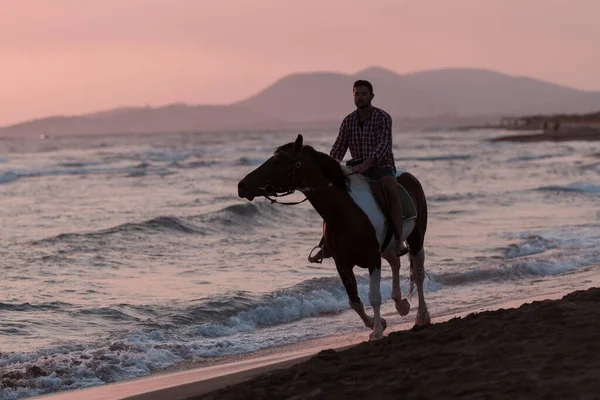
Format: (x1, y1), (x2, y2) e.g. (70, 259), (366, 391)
(355, 100), (371, 109)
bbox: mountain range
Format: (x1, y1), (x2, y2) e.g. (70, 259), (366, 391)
(3, 67), (600, 137)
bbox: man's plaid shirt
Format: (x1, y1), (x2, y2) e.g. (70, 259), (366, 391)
(329, 106), (395, 169)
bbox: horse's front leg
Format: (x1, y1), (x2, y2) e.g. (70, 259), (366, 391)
(334, 260), (387, 337)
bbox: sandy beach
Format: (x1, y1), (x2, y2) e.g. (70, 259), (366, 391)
(191, 287), (600, 400)
(490, 127), (600, 142)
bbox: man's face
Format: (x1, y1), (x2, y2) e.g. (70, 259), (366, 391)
(353, 86), (373, 109)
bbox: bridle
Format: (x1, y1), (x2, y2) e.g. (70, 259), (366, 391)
(258, 149), (356, 206)
(259, 154), (309, 205)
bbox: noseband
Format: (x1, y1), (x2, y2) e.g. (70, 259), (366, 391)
(259, 151), (309, 205)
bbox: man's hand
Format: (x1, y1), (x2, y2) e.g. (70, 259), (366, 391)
(350, 157), (373, 173)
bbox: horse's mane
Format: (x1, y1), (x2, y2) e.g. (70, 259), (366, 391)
(276, 143), (350, 191)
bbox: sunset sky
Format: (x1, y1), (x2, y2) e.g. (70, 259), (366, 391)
(1, 0), (599, 126)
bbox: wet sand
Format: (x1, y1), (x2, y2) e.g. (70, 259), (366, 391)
(191, 287), (600, 400)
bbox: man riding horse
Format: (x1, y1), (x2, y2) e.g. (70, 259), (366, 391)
(237, 80), (431, 340)
(308, 79), (408, 263)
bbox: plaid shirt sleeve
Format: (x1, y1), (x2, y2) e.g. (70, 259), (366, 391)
(370, 112), (392, 162)
(329, 118), (349, 162)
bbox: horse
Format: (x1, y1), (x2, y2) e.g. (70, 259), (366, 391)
(237, 134), (431, 340)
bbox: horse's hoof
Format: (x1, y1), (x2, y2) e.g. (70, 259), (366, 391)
(415, 311), (431, 327)
(395, 298), (410, 316)
(369, 330), (384, 341)
(366, 317), (387, 330)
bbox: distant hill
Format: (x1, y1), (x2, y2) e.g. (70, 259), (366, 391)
(237, 67), (600, 121)
(2, 67), (600, 137)
(0, 104), (286, 137)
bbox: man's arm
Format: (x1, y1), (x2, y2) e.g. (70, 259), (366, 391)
(329, 119), (349, 163)
(370, 113), (392, 163)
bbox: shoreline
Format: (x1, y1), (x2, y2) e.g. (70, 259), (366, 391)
(36, 277), (600, 400)
(490, 127), (600, 142)
(193, 287), (600, 400)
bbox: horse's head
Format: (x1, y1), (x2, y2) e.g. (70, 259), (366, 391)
(238, 134), (305, 201)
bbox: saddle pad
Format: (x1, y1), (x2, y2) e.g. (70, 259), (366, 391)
(342, 166), (417, 250)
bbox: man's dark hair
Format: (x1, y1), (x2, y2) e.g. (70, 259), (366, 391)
(353, 80), (373, 94)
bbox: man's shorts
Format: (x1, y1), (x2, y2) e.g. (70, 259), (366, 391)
(345, 159), (396, 180)
(362, 166), (396, 180)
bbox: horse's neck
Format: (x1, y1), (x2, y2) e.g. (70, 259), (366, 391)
(303, 179), (357, 225)
(305, 189), (351, 222)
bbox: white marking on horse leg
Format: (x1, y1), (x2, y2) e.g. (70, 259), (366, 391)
(368, 267), (384, 340)
(383, 250), (410, 316)
(411, 248), (431, 326)
(384, 251), (401, 301)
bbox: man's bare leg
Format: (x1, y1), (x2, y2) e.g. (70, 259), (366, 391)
(379, 175), (407, 256)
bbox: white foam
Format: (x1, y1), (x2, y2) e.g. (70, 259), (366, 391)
(0, 277), (435, 399)
(505, 236), (557, 259)
(197, 278), (395, 338)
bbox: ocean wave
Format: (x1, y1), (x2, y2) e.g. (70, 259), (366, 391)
(34, 216), (205, 245)
(397, 154), (472, 162)
(236, 157), (266, 166)
(0, 157), (185, 185)
(0, 302), (69, 312)
(0, 172), (19, 184)
(535, 183), (600, 194)
(126, 149), (191, 163)
(0, 164), (162, 183)
(33, 202), (306, 246)
(428, 192), (486, 202)
(57, 161), (105, 168)
(433, 250), (600, 287)
(6, 247), (596, 399)
(194, 277), (377, 337)
(198, 201), (314, 234)
(0, 275), (432, 399)
(504, 235), (558, 259)
(506, 153), (567, 163)
(171, 160), (217, 169)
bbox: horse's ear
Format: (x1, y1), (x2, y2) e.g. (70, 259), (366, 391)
(294, 134), (303, 152)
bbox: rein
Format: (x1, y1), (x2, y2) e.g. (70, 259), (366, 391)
(260, 153), (358, 206)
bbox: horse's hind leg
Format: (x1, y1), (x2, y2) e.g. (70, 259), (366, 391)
(382, 250), (410, 316)
(410, 248), (431, 326)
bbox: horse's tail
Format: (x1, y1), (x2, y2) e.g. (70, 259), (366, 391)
(397, 172), (428, 295)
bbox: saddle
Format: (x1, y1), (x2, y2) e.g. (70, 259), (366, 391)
(366, 173), (418, 252)
(308, 169), (418, 263)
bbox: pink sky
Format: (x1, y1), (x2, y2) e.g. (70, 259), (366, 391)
(1, 0), (599, 126)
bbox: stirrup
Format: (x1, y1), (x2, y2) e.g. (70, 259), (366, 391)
(308, 246), (324, 264)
